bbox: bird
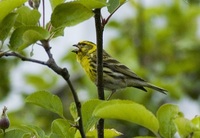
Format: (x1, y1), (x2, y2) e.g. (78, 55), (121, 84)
(72, 41), (167, 99)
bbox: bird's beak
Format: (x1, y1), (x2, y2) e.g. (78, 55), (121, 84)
(72, 44), (79, 54)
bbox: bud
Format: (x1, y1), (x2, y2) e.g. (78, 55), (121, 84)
(28, 0), (41, 9)
(0, 106), (10, 133)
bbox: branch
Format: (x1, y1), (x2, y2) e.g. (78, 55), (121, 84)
(4, 52), (47, 65)
(94, 8), (104, 138)
(42, 0), (45, 28)
(94, 10), (104, 100)
(1, 41), (86, 138)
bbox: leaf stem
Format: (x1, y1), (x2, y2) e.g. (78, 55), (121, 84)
(102, 4), (123, 27)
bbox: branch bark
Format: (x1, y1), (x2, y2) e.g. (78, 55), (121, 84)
(2, 40), (86, 138)
(94, 8), (104, 138)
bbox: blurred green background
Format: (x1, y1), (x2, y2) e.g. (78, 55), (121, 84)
(0, 0), (200, 137)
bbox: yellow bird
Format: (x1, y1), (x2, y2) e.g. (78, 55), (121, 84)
(72, 41), (167, 98)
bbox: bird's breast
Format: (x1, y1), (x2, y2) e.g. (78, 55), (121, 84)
(80, 56), (96, 82)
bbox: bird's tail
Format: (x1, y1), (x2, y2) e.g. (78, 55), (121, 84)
(146, 83), (167, 94)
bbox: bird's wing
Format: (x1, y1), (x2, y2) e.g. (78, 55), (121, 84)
(103, 51), (146, 82)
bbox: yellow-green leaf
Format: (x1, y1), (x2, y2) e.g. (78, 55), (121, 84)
(25, 91), (64, 118)
(156, 104), (183, 138)
(174, 117), (200, 138)
(93, 100), (159, 134)
(9, 26), (50, 51)
(51, 2), (94, 28)
(51, 119), (75, 138)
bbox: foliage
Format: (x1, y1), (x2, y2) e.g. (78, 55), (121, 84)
(0, 0), (200, 138)
(1, 91), (200, 137)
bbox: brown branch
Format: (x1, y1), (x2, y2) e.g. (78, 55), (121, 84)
(94, 8), (104, 138)
(2, 40), (86, 138)
(4, 52), (47, 65)
(94, 4), (124, 137)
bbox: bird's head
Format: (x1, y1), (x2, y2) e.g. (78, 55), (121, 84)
(72, 41), (96, 59)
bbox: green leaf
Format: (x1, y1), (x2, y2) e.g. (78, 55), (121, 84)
(77, 0), (107, 9)
(156, 104), (182, 138)
(82, 99), (102, 132)
(15, 6), (41, 27)
(93, 100), (159, 134)
(191, 116), (200, 128)
(25, 91), (64, 118)
(51, 2), (94, 28)
(0, 13), (18, 42)
(69, 102), (78, 122)
(51, 119), (75, 138)
(86, 128), (122, 137)
(134, 136), (157, 138)
(25, 72), (57, 89)
(174, 117), (200, 138)
(20, 125), (46, 138)
(0, 129), (26, 138)
(9, 26), (50, 51)
(49, 133), (61, 138)
(107, 0), (120, 13)
(107, 0), (126, 13)
(0, 0), (27, 22)
(193, 131), (200, 138)
(49, 0), (65, 10)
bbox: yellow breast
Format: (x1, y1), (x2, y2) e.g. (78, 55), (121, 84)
(78, 55), (96, 83)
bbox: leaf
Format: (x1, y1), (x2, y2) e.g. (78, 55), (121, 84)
(93, 100), (159, 134)
(25, 91), (64, 118)
(9, 26), (50, 51)
(74, 128), (122, 138)
(0, 129), (26, 138)
(77, 0), (107, 9)
(193, 131), (200, 138)
(0, 0), (27, 22)
(49, 133), (62, 138)
(156, 104), (182, 138)
(0, 13), (18, 42)
(49, 0), (65, 10)
(15, 6), (41, 27)
(191, 116), (200, 128)
(69, 102), (78, 122)
(107, 0), (120, 13)
(107, 0), (126, 13)
(134, 136), (157, 138)
(51, 119), (75, 138)
(25, 72), (57, 89)
(20, 125), (46, 138)
(51, 2), (94, 28)
(82, 99), (102, 132)
(86, 128), (122, 137)
(174, 117), (200, 138)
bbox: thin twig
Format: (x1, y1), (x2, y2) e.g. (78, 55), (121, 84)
(1, 41), (86, 138)
(40, 40), (86, 138)
(42, 0), (45, 28)
(4, 52), (47, 65)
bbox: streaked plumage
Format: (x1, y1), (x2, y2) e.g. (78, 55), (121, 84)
(72, 41), (167, 97)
